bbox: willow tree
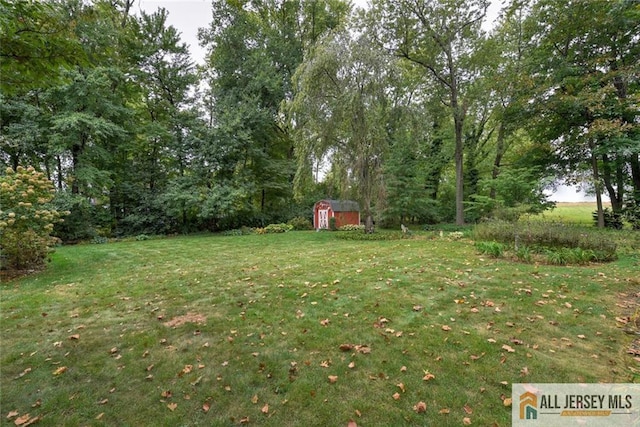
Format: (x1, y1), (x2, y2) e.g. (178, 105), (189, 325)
(291, 31), (397, 233)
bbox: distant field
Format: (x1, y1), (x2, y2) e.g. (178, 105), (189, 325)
(536, 202), (610, 225)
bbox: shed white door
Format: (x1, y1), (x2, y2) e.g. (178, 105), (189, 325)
(318, 209), (329, 229)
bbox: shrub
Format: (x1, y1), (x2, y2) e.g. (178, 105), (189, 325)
(338, 224), (365, 231)
(328, 217), (337, 231)
(287, 216), (313, 230)
(623, 196), (640, 230)
(335, 230), (403, 241)
(264, 223), (293, 233)
(515, 245), (532, 263)
(0, 166), (66, 271)
(593, 208), (623, 229)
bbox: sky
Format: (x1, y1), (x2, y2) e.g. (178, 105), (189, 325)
(133, 0), (597, 203)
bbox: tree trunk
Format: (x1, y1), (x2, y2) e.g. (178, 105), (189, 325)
(630, 153), (640, 202)
(490, 122), (506, 199)
(601, 154), (623, 212)
(454, 110), (465, 225)
(590, 141), (604, 228)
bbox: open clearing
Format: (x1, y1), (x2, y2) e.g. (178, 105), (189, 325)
(1, 230), (639, 426)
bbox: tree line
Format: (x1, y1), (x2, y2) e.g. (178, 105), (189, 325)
(1, 0), (638, 243)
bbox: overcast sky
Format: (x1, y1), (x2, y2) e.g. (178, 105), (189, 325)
(132, 0), (598, 203)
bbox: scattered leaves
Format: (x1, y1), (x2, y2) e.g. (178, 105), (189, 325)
(441, 325), (451, 331)
(167, 403), (177, 411)
(463, 416), (472, 425)
(261, 403), (269, 414)
(501, 344), (515, 353)
(53, 366), (67, 375)
(392, 392), (401, 400)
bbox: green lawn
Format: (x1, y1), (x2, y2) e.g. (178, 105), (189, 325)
(2, 230), (639, 426)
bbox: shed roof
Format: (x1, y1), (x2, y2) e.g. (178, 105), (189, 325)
(318, 199), (360, 212)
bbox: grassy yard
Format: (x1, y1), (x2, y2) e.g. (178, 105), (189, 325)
(1, 230), (639, 426)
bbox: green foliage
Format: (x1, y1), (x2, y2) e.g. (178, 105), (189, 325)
(623, 196), (640, 230)
(515, 245), (532, 263)
(0, 166), (66, 270)
(328, 216), (337, 231)
(287, 216), (313, 230)
(474, 241), (505, 258)
(263, 223), (293, 233)
(592, 208), (623, 230)
(474, 220), (617, 262)
(334, 230), (403, 241)
(338, 224), (365, 231)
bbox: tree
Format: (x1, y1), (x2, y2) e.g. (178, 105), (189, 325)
(370, 0), (489, 225)
(292, 31), (396, 232)
(199, 0), (349, 227)
(523, 0), (640, 227)
(0, 0), (84, 95)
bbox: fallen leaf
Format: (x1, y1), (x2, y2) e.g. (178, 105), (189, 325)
(7, 410), (19, 419)
(348, 361), (355, 369)
(239, 417), (250, 424)
(463, 404), (473, 414)
(98, 398), (108, 405)
(413, 305), (423, 311)
(203, 401), (211, 413)
(328, 375), (338, 383)
(320, 319), (330, 326)
(463, 416), (472, 425)
(167, 403), (177, 411)
(501, 344), (515, 353)
(413, 401), (427, 413)
(261, 403), (269, 414)
(251, 395), (259, 404)
(96, 413), (104, 420)
(392, 392), (401, 400)
(355, 409), (361, 417)
(109, 347), (118, 354)
(503, 398), (513, 407)
(347, 420), (358, 427)
(53, 366), (67, 375)
(400, 366), (407, 372)
(439, 408), (450, 414)
(441, 325), (451, 331)
(69, 334), (80, 340)
(577, 334), (586, 339)
(423, 372), (435, 381)
(161, 390), (172, 398)
(339, 344), (354, 351)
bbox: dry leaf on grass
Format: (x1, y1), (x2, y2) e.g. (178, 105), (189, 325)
(413, 401), (427, 413)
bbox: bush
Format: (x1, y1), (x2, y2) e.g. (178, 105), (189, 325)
(593, 208), (623, 229)
(0, 166), (66, 271)
(334, 230), (403, 241)
(287, 216), (313, 230)
(338, 224), (365, 231)
(263, 223), (293, 233)
(329, 217), (337, 231)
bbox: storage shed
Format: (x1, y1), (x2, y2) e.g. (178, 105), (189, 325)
(313, 199), (360, 230)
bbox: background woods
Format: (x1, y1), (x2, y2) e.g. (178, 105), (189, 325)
(1, 0), (639, 244)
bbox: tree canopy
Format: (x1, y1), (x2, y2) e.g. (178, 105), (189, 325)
(1, 0), (638, 244)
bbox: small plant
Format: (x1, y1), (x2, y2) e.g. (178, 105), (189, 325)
(448, 231), (464, 240)
(91, 236), (108, 244)
(475, 241), (505, 258)
(515, 245), (532, 263)
(545, 249), (568, 265)
(135, 234), (150, 241)
(328, 217), (337, 231)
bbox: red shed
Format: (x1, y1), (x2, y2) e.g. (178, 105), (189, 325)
(313, 199), (360, 230)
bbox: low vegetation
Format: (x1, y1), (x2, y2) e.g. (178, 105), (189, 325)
(2, 229), (638, 426)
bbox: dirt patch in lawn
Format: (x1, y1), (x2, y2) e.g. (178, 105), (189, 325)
(616, 289), (640, 362)
(163, 312), (207, 327)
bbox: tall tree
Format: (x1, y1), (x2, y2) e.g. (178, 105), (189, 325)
(523, 0), (640, 226)
(370, 0), (489, 225)
(292, 31), (396, 232)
